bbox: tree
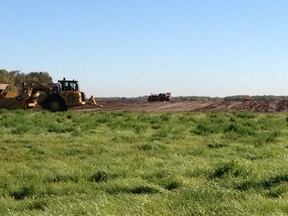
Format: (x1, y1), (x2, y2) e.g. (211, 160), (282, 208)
(14, 72), (26, 89)
(0, 69), (53, 92)
(0, 69), (17, 91)
(25, 72), (52, 85)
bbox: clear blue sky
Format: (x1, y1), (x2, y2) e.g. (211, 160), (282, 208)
(1, 0), (288, 97)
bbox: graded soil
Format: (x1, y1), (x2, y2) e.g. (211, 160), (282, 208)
(73, 100), (288, 112)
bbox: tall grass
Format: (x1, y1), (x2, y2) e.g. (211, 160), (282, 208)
(0, 109), (288, 215)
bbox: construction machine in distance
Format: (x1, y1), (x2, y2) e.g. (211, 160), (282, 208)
(148, 92), (171, 102)
(0, 78), (99, 111)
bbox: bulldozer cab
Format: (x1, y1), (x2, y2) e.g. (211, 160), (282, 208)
(56, 78), (85, 107)
(58, 79), (79, 91)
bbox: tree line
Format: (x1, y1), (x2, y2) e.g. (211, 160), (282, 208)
(0, 69), (52, 92)
(223, 95), (288, 101)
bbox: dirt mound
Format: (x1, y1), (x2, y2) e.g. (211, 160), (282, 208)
(74, 100), (288, 112)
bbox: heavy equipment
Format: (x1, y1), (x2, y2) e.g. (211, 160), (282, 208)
(0, 83), (36, 109)
(148, 92), (171, 102)
(30, 78), (99, 111)
(0, 78), (99, 111)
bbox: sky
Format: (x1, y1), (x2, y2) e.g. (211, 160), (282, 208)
(1, 0), (288, 97)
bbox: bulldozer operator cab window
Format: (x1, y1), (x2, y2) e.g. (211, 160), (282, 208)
(62, 82), (79, 91)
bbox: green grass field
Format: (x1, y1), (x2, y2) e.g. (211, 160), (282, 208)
(0, 109), (288, 215)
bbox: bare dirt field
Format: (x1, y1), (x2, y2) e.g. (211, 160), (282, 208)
(74, 100), (288, 112)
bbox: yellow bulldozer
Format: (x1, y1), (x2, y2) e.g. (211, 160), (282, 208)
(0, 78), (99, 111)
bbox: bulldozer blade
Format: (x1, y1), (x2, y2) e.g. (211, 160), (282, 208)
(86, 95), (103, 107)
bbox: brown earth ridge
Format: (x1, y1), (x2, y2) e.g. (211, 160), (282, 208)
(73, 100), (288, 112)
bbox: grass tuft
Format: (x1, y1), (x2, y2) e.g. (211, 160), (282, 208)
(27, 200), (48, 211)
(265, 131), (279, 143)
(89, 171), (109, 183)
(163, 180), (182, 190)
(106, 181), (162, 195)
(10, 185), (35, 200)
(262, 173), (288, 189)
(207, 143), (228, 149)
(138, 143), (155, 151)
(44, 173), (79, 183)
(130, 185), (160, 194)
(265, 187), (286, 198)
(209, 161), (244, 179)
(236, 173), (288, 192)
